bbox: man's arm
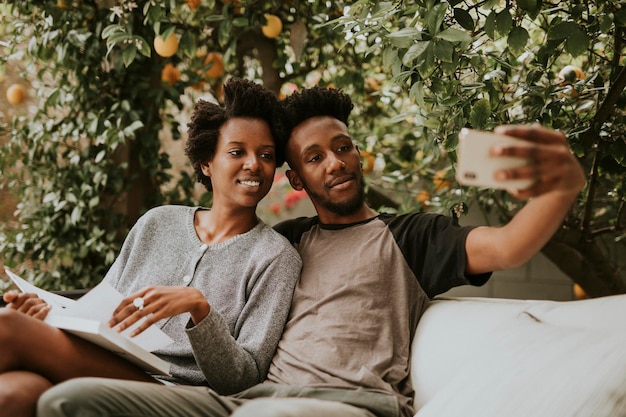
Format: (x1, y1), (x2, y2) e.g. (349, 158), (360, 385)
(465, 124), (586, 275)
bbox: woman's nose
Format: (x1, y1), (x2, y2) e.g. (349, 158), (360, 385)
(244, 155), (260, 171)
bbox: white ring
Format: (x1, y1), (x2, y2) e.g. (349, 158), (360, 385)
(133, 297), (145, 311)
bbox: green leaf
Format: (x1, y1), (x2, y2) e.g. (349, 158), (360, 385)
(434, 39), (453, 63)
(485, 11), (496, 39)
(160, 26), (176, 41)
(565, 29), (590, 57)
(495, 10), (513, 36)
(135, 37), (151, 58)
(101, 24), (125, 40)
(383, 48), (399, 70)
(470, 99), (491, 129)
(409, 81), (425, 106)
(417, 42), (436, 78)
(218, 19), (232, 47)
(453, 8), (474, 31)
(122, 45), (137, 67)
(179, 31), (195, 58)
(94, 150), (106, 164)
(402, 41), (429, 66)
(205, 15), (225, 22)
(507, 26), (529, 55)
(232, 17), (249, 28)
(518, 0), (539, 12)
(107, 33), (132, 45)
(547, 22), (578, 40)
(437, 28), (472, 44)
(426, 3), (448, 35)
(387, 28), (420, 48)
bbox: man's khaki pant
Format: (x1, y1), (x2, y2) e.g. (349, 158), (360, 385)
(38, 378), (400, 417)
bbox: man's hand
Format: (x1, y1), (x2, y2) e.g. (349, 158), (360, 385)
(465, 124), (586, 274)
(2, 291), (51, 320)
(492, 124), (586, 200)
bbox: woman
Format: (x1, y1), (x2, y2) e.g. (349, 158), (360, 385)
(0, 78), (302, 417)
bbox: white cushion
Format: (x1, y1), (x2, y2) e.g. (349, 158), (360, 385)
(414, 314), (626, 417)
(524, 293), (626, 331)
(411, 294), (626, 409)
(411, 297), (533, 408)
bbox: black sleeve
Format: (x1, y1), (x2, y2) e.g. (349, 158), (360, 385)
(273, 216), (319, 246)
(381, 212), (491, 298)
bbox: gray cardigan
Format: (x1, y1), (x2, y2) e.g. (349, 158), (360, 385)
(103, 205), (302, 394)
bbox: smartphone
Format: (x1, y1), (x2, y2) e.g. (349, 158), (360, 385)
(455, 128), (533, 190)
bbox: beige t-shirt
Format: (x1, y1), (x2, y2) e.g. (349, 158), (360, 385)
(268, 213), (485, 417)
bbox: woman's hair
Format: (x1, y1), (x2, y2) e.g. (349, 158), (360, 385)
(185, 77), (282, 191)
(278, 86), (354, 160)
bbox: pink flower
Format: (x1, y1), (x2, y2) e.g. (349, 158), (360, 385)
(284, 189), (307, 209)
(269, 203), (281, 215)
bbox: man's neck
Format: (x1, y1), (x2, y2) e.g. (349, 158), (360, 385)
(317, 204), (378, 225)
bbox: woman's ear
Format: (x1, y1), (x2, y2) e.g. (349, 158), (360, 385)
(286, 169), (304, 191)
(201, 163), (211, 178)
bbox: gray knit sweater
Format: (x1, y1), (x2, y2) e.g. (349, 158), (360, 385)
(103, 205), (302, 394)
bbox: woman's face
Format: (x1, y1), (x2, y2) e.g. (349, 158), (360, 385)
(202, 117), (276, 210)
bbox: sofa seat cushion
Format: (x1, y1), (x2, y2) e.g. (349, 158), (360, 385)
(411, 294), (626, 410)
(413, 314), (626, 416)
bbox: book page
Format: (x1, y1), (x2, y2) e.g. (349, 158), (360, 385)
(5, 268), (173, 352)
(62, 281), (173, 352)
(4, 268), (75, 310)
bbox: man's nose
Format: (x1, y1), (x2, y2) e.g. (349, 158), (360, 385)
(326, 154), (346, 173)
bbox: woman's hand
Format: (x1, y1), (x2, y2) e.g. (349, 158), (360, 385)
(108, 286), (210, 337)
(2, 291), (51, 320)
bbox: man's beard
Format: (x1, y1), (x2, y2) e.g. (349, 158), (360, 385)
(304, 176), (366, 217)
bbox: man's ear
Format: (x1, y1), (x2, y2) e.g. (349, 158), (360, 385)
(286, 169), (304, 191)
(201, 163), (211, 178)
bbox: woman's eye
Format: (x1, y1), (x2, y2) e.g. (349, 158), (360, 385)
(229, 150), (243, 156)
(261, 152), (275, 160)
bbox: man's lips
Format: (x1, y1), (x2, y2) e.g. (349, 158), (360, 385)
(327, 175), (354, 190)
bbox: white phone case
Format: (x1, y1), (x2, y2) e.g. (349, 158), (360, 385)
(455, 128), (533, 190)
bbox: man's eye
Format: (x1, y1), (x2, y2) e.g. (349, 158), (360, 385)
(307, 155), (321, 163)
(338, 145), (351, 152)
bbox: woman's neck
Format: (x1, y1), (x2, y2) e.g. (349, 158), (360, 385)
(194, 207), (258, 245)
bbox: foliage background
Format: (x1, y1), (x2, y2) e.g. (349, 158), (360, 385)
(1, 0), (625, 297)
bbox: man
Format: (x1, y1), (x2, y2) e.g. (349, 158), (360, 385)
(37, 86), (585, 417)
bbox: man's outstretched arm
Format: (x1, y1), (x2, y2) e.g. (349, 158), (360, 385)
(465, 124), (586, 275)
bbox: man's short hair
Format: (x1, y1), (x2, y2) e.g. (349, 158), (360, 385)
(185, 77), (282, 191)
(279, 86), (354, 155)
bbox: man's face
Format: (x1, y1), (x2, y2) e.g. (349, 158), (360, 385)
(285, 116), (365, 219)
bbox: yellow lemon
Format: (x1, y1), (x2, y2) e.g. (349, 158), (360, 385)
(262, 14), (283, 39)
(154, 34), (179, 58)
(6, 83), (26, 105)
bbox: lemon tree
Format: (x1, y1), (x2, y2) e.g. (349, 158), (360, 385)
(1, 0), (625, 297)
(0, 0), (367, 290)
(331, 0), (626, 297)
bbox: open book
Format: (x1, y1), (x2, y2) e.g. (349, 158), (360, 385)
(4, 268), (172, 375)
